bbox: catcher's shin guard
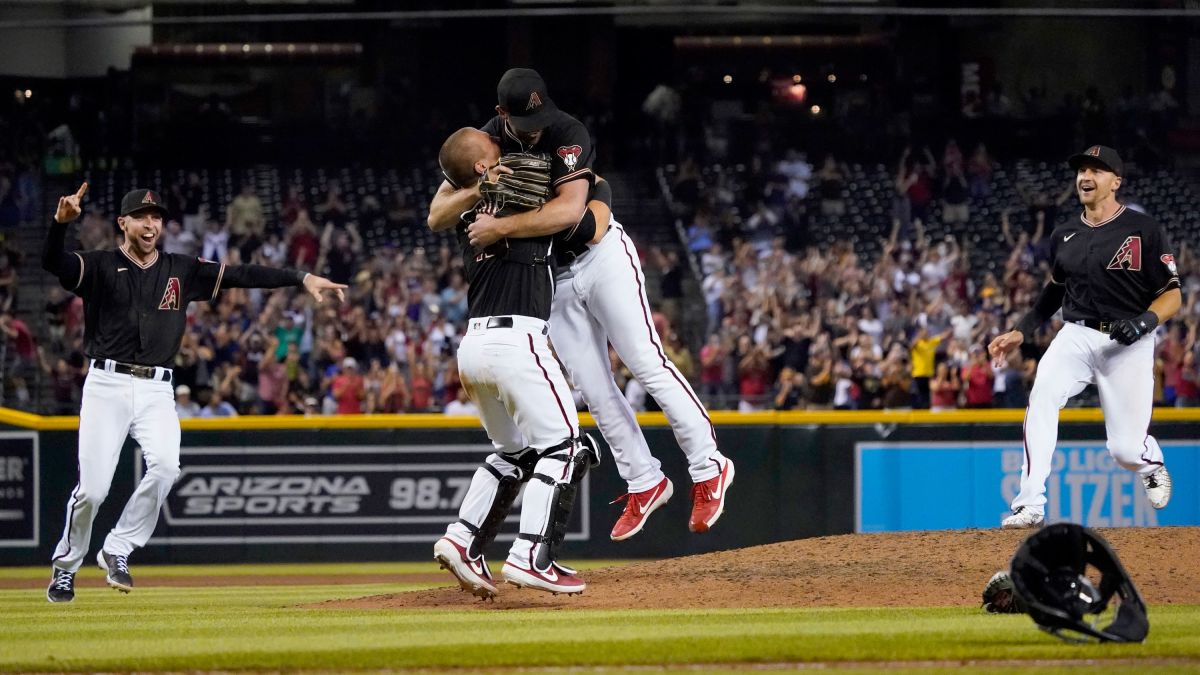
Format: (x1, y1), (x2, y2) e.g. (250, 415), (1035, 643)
(517, 434), (602, 570)
(454, 449), (538, 557)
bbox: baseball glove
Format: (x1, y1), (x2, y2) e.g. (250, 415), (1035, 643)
(982, 571), (1027, 614)
(479, 152), (552, 215)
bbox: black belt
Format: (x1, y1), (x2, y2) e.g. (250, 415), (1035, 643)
(1073, 319), (1113, 334)
(91, 359), (172, 382)
(483, 316), (549, 335)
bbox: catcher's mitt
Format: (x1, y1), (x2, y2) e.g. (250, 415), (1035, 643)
(480, 152), (552, 215)
(982, 571), (1027, 614)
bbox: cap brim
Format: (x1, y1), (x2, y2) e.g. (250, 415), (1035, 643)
(507, 103), (557, 133)
(1067, 154), (1118, 175)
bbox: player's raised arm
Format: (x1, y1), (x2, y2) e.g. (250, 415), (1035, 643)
(42, 183), (89, 291)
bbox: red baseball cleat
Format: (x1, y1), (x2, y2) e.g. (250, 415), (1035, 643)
(610, 477), (674, 541)
(688, 458), (734, 533)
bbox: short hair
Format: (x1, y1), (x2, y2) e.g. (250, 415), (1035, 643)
(438, 127), (495, 189)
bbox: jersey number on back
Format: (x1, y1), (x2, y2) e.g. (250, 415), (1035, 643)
(1106, 236), (1141, 271)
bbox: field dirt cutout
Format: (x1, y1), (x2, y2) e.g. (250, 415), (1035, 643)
(317, 527), (1200, 611)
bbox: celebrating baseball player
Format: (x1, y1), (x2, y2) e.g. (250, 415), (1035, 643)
(42, 183), (346, 602)
(433, 68), (733, 543)
(989, 146), (1180, 529)
(428, 128), (605, 599)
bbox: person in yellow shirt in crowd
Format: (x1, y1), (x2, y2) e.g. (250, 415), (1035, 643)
(910, 325), (953, 408)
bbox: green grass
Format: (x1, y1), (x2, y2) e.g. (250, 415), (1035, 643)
(1, 564), (1198, 672)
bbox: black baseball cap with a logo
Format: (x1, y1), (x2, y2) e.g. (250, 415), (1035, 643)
(497, 68), (558, 133)
(1068, 145), (1123, 176)
(119, 189), (169, 217)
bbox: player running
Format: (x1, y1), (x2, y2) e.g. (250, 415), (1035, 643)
(42, 184), (346, 602)
(989, 145), (1180, 529)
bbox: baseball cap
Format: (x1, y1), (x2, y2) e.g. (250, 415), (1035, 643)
(175, 384), (191, 396)
(342, 357), (358, 370)
(1067, 145), (1123, 176)
(497, 68), (558, 133)
(120, 189), (169, 217)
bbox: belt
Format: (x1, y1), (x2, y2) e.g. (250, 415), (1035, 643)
(91, 359), (173, 382)
(486, 316), (549, 335)
(1072, 319), (1113, 334)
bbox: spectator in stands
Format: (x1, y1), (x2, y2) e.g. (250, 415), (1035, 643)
(409, 358), (434, 412)
(174, 172), (205, 234)
(941, 164), (970, 226)
(1177, 351), (1199, 407)
(699, 333), (728, 405)
(961, 345), (994, 408)
(777, 149), (812, 200)
(773, 367), (806, 410)
(315, 180), (349, 227)
(279, 183), (307, 227)
(993, 350), (1028, 408)
(0, 247), (17, 312)
(318, 222), (362, 285)
(201, 218), (230, 262)
(0, 175), (20, 229)
(386, 190), (418, 229)
(226, 183), (265, 256)
(161, 219), (198, 256)
(175, 385), (201, 418)
(941, 138), (964, 175)
(736, 335), (770, 412)
(444, 387), (479, 416)
(687, 206), (715, 253)
(966, 143), (995, 199)
(286, 209), (320, 268)
(199, 389), (238, 418)
(910, 326), (951, 408)
(331, 357), (364, 414)
(815, 154), (847, 218)
(895, 146), (936, 230)
(929, 362), (960, 411)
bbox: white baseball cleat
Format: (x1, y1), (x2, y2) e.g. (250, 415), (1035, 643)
(1001, 506), (1044, 529)
(1142, 466), (1172, 510)
(501, 560), (586, 595)
(433, 537), (498, 600)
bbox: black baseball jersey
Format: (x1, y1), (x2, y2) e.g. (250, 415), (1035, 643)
(1049, 205), (1181, 322)
(479, 111), (594, 190)
(458, 220), (556, 320)
(43, 221), (305, 368)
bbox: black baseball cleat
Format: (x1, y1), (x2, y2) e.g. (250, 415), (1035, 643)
(97, 550), (133, 593)
(47, 568), (76, 603)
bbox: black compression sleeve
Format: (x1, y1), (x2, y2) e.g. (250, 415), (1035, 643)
(220, 264), (307, 289)
(1015, 282), (1066, 342)
(591, 179), (612, 208)
(42, 220), (82, 289)
(562, 209), (597, 249)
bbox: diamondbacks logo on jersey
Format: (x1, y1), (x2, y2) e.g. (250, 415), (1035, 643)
(1106, 236), (1142, 271)
(158, 277), (181, 310)
(557, 145), (582, 171)
(1161, 253), (1178, 275)
(526, 91), (543, 111)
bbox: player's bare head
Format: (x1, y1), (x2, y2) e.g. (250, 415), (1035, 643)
(438, 127), (500, 189)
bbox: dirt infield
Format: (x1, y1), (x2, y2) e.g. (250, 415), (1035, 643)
(317, 527), (1200, 611)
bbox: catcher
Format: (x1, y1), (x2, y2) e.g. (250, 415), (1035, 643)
(427, 128), (609, 599)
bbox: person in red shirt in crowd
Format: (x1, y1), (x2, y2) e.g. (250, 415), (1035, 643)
(409, 358), (433, 411)
(1176, 351), (1199, 407)
(256, 337), (289, 415)
(286, 209), (320, 268)
(331, 357), (364, 414)
(736, 336), (770, 412)
(961, 345), (995, 408)
(698, 334), (727, 404)
(1, 310), (38, 366)
(930, 361), (961, 411)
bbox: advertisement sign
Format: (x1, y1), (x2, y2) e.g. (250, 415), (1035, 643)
(0, 432), (38, 547)
(856, 440), (1200, 532)
(143, 444), (590, 545)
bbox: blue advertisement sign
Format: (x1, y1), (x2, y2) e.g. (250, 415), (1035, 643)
(856, 441), (1199, 532)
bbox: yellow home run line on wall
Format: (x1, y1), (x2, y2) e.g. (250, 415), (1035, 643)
(2, 406), (1199, 432)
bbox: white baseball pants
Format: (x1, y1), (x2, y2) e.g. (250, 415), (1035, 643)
(551, 221), (725, 492)
(1012, 322), (1165, 515)
(449, 316), (581, 562)
(52, 366), (181, 572)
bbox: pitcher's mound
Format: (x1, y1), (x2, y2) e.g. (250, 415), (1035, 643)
(318, 527), (1200, 611)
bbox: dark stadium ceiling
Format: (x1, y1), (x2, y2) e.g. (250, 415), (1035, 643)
(1, 0), (1196, 29)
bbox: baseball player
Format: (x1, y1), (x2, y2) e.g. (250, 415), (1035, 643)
(989, 146), (1180, 529)
(429, 128), (602, 599)
(448, 68), (733, 542)
(42, 184), (346, 602)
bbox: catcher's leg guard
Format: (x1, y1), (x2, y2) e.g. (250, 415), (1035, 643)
(513, 434), (601, 570)
(447, 449), (538, 556)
